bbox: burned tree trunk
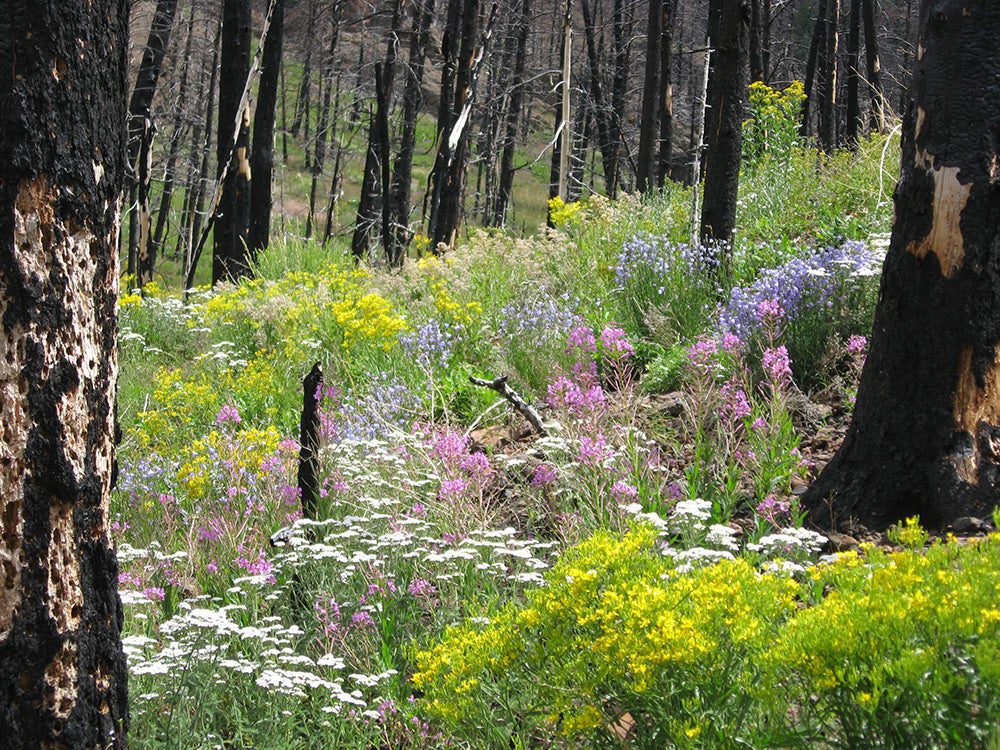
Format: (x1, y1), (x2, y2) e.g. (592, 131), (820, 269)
(213, 0), (253, 284)
(845, 0), (861, 145)
(290, 0), (316, 137)
(297, 364), (323, 520)
(126, 0), (179, 280)
(249, 0), (286, 257)
(306, 1), (342, 240)
(636, 0), (662, 193)
(0, 1), (130, 746)
(655, 0), (674, 187)
(388, 0), (436, 261)
(804, 1), (1000, 530)
(816, 0), (840, 151)
(799, 0), (827, 138)
(579, 0), (617, 195)
(491, 0), (530, 225)
(861, 0), (886, 133)
(699, 0), (750, 250)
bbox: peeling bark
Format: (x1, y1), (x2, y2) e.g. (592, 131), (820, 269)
(804, 1), (1000, 530)
(0, 1), (130, 745)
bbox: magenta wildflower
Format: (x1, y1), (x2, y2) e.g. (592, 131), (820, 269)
(439, 478), (468, 497)
(599, 326), (635, 357)
(762, 345), (793, 386)
(143, 587), (166, 602)
(216, 403), (242, 426)
(531, 463), (559, 486)
(720, 380), (752, 422)
(578, 433), (612, 467)
(567, 325), (598, 354)
(847, 334), (868, 355)
(611, 481), (639, 502)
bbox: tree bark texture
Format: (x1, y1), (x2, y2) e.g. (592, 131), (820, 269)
(655, 0), (674, 186)
(817, 0), (840, 151)
(804, 0), (1000, 530)
(0, 0), (130, 746)
(491, 0), (531, 225)
(699, 0), (749, 249)
(249, 0), (286, 257)
(214, 0), (253, 284)
(799, 0), (827, 138)
(845, 0), (861, 145)
(861, 0), (887, 133)
(636, 0), (662, 193)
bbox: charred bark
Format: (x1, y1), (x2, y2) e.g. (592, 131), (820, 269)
(845, 0), (861, 145)
(799, 0), (827, 138)
(126, 0), (178, 279)
(700, 0), (750, 251)
(636, 0), (662, 193)
(0, 1), (130, 746)
(297, 364), (323, 520)
(213, 0), (253, 284)
(817, 0), (840, 151)
(249, 0), (286, 257)
(861, 0), (886, 133)
(491, 0), (530, 226)
(804, 1), (1000, 530)
(388, 0), (436, 261)
(655, 0), (675, 187)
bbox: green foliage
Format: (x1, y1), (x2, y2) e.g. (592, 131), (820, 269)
(415, 530), (1000, 749)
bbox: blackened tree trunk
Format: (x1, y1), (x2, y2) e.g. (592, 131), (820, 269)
(388, 0), (436, 261)
(861, 0), (886, 133)
(427, 0), (464, 243)
(799, 0), (827, 138)
(0, 1), (130, 746)
(610, 0), (631, 191)
(655, 0), (674, 186)
(290, 0), (316, 137)
(152, 5), (197, 264)
(249, 0), (286, 257)
(214, 0), (253, 284)
(804, 1), (1000, 530)
(491, 0), (530, 226)
(845, 0), (861, 145)
(579, 0), (617, 195)
(636, 0), (663, 193)
(817, 0), (840, 151)
(352, 0), (405, 262)
(699, 0), (749, 250)
(126, 0), (179, 279)
(306, 2), (342, 240)
(749, 0), (763, 81)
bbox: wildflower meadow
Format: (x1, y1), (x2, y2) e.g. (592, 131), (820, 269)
(111, 112), (999, 749)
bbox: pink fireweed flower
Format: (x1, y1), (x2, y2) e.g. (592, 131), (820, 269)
(762, 345), (793, 386)
(547, 375), (606, 414)
(599, 326), (635, 358)
(531, 463), (559, 486)
(438, 478), (468, 497)
(351, 611), (376, 629)
(459, 451), (492, 477)
(407, 577), (437, 599)
(751, 416), (768, 432)
(567, 325), (598, 354)
(430, 431), (469, 464)
(611, 481), (639, 502)
(215, 403), (242, 426)
(578, 433), (612, 467)
(721, 332), (744, 355)
(686, 338), (719, 372)
(847, 334), (868, 355)
(719, 381), (752, 422)
(756, 494), (792, 525)
(143, 587), (166, 602)
(756, 298), (785, 322)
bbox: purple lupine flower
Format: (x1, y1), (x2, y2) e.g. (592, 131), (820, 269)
(498, 291), (581, 344)
(400, 319), (458, 370)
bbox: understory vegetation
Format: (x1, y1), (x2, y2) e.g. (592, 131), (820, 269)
(115, 111), (999, 748)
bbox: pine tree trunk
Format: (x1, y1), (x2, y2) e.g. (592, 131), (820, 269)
(699, 0), (749, 251)
(0, 2), (130, 746)
(799, 0), (827, 138)
(305, 2), (342, 240)
(804, 1), (1000, 530)
(845, 0), (861, 145)
(249, 0), (286, 257)
(152, 5), (197, 265)
(492, 0), (531, 226)
(388, 0), (436, 261)
(861, 0), (886, 133)
(213, 0), (253, 283)
(817, 0), (840, 151)
(636, 0), (662, 193)
(126, 0), (179, 279)
(655, 0), (675, 186)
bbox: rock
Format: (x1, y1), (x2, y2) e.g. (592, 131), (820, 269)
(952, 516), (987, 533)
(824, 532), (860, 553)
(657, 391), (687, 417)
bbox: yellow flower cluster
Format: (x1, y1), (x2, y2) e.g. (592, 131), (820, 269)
(415, 522), (1000, 744)
(177, 425), (282, 500)
(547, 196), (585, 228)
